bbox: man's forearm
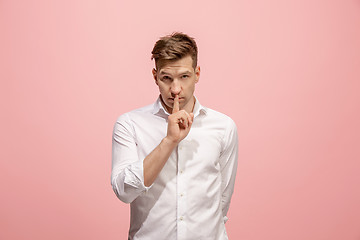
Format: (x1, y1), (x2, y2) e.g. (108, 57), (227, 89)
(143, 137), (178, 187)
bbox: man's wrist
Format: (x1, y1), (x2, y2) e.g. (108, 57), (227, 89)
(162, 136), (179, 148)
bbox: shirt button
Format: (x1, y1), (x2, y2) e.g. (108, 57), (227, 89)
(180, 170), (183, 174)
(180, 193), (184, 197)
(180, 217), (183, 221)
(179, 146), (182, 150)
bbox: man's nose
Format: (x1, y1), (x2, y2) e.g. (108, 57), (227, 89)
(170, 80), (181, 95)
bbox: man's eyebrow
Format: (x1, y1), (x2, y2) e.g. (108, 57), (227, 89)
(158, 71), (171, 76)
(179, 71), (192, 75)
(159, 70), (192, 76)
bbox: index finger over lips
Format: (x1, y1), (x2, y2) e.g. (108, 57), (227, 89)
(172, 95), (180, 113)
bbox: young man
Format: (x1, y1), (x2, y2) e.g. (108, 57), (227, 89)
(111, 32), (238, 240)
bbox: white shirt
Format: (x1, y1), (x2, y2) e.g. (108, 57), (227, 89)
(111, 96), (238, 240)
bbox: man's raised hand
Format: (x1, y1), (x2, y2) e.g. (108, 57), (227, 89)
(166, 95), (194, 144)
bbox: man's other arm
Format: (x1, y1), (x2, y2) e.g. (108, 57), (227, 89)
(219, 118), (239, 223)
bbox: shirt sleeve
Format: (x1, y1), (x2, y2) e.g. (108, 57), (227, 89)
(111, 113), (151, 204)
(219, 118), (238, 223)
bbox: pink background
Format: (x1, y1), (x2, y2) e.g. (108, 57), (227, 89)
(1, 0), (360, 239)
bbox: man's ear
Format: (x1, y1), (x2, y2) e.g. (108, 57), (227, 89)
(152, 68), (158, 85)
(195, 66), (200, 83)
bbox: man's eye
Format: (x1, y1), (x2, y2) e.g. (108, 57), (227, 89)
(161, 76), (171, 81)
(181, 75), (189, 79)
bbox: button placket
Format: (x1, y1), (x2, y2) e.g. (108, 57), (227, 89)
(177, 143), (187, 239)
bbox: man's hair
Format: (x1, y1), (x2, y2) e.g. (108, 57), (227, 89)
(151, 32), (198, 70)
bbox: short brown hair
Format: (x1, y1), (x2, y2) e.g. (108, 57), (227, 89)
(151, 32), (198, 70)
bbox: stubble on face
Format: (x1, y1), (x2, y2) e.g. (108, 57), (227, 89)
(154, 56), (199, 114)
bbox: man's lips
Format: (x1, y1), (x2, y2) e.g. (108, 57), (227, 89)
(168, 97), (184, 101)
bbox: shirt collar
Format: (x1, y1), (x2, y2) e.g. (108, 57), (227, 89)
(152, 95), (207, 118)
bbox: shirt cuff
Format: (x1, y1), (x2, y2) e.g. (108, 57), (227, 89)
(124, 160), (153, 191)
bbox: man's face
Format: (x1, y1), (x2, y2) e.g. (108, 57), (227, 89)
(152, 55), (200, 113)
